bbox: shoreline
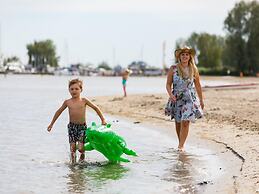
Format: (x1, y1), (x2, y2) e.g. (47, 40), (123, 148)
(90, 79), (259, 193)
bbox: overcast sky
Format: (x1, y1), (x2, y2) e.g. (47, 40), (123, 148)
(0, 0), (248, 67)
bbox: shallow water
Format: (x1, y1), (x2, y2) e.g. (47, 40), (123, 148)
(0, 75), (232, 193)
(0, 117), (223, 194)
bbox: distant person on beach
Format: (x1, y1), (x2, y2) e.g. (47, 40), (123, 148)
(47, 78), (107, 163)
(121, 68), (132, 97)
(165, 46), (204, 152)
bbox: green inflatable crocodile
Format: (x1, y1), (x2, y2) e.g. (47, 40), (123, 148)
(83, 122), (137, 163)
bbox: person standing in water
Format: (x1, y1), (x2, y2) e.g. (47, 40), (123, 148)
(47, 78), (107, 163)
(121, 68), (131, 97)
(165, 46), (204, 152)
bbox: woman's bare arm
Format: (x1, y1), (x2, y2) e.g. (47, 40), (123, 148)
(194, 72), (204, 109)
(166, 66), (176, 102)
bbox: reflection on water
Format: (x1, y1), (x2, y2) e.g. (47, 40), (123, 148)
(67, 162), (129, 194)
(162, 148), (210, 194)
(172, 152), (197, 194)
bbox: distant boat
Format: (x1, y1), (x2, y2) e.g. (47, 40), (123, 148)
(5, 62), (25, 73)
(143, 68), (163, 76)
(54, 67), (79, 76)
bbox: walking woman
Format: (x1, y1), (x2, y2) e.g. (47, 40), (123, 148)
(165, 46), (204, 151)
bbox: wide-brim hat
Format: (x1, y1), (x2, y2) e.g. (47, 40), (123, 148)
(175, 46), (196, 60)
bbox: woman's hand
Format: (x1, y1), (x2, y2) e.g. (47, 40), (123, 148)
(169, 94), (177, 102)
(200, 100), (204, 110)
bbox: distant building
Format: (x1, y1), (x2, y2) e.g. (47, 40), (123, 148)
(5, 61), (25, 73)
(54, 67), (74, 76)
(143, 67), (163, 76)
(0, 55), (4, 73)
(128, 61), (147, 75)
(53, 63), (99, 76)
(113, 65), (123, 76)
(0, 54), (3, 66)
(128, 61), (163, 76)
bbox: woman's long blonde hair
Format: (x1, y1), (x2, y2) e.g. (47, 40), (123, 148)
(177, 55), (198, 80)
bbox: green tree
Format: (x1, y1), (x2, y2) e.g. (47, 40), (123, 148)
(223, 1), (259, 75)
(246, 1), (259, 74)
(27, 39), (59, 72)
(195, 33), (224, 69)
(176, 32), (225, 70)
(186, 32), (199, 53)
(97, 61), (112, 70)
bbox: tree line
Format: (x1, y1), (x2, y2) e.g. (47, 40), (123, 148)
(175, 0), (259, 76)
(25, 39), (114, 72)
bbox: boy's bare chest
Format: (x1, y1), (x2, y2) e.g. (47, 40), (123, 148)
(67, 101), (86, 110)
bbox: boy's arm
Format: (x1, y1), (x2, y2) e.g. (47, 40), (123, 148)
(47, 100), (68, 132)
(84, 98), (107, 125)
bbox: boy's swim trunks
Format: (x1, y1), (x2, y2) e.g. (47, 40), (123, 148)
(122, 79), (127, 86)
(67, 122), (87, 143)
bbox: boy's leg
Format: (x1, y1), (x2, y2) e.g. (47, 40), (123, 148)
(70, 143), (76, 164)
(78, 142), (85, 162)
(123, 85), (127, 97)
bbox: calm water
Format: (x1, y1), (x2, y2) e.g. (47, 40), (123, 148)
(0, 75), (236, 194)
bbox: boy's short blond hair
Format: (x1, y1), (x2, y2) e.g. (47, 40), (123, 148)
(69, 78), (83, 90)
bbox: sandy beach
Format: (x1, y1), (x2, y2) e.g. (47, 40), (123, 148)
(91, 76), (259, 194)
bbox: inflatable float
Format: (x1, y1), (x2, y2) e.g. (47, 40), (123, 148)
(84, 122), (137, 163)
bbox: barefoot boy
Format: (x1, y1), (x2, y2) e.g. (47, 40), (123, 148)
(47, 78), (107, 163)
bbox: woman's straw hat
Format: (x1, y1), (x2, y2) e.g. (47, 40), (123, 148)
(175, 46), (196, 60)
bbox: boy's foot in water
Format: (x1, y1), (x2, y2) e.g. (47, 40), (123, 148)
(78, 153), (85, 163)
(71, 152), (76, 164)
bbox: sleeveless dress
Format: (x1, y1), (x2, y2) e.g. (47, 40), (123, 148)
(165, 66), (203, 122)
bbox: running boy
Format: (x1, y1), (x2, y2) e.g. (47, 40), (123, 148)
(47, 78), (107, 163)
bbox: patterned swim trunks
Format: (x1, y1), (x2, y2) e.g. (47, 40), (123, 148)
(67, 122), (87, 143)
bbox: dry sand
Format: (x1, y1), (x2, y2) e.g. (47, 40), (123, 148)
(90, 76), (259, 194)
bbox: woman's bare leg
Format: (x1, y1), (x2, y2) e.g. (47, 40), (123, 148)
(178, 120), (190, 150)
(175, 121), (181, 144)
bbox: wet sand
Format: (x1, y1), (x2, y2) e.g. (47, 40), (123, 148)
(91, 76), (259, 194)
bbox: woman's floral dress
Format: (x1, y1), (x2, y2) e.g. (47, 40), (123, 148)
(165, 66), (203, 122)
